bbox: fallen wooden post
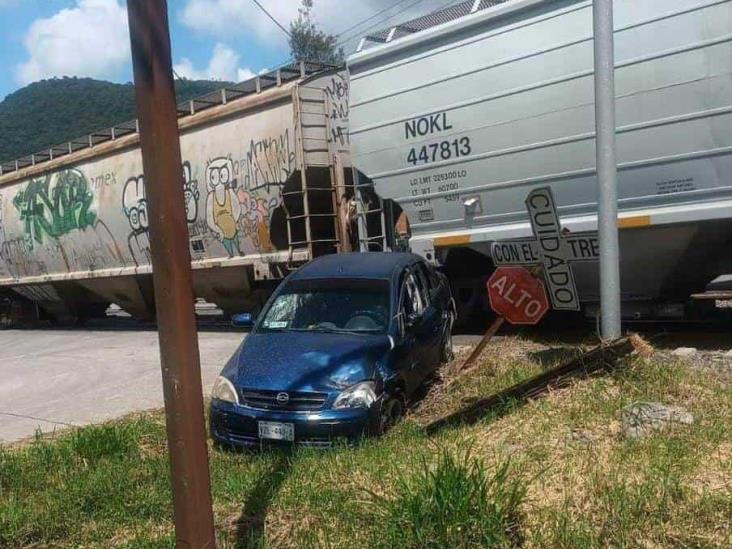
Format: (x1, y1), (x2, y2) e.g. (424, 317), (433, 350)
(426, 336), (635, 435)
(458, 316), (505, 373)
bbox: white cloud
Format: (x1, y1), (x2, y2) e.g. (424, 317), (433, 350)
(15, 0), (130, 85)
(179, 0), (449, 51)
(238, 67), (256, 81)
(174, 43), (255, 82)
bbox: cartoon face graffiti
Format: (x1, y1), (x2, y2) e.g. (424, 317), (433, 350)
(206, 156), (241, 258)
(122, 176), (148, 234)
(206, 156), (237, 192)
(121, 175), (151, 267)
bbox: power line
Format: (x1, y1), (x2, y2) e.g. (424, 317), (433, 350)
(250, 0), (291, 38)
(335, 0), (415, 38)
(267, 0), (457, 72)
(338, 0), (466, 47)
(337, 0), (429, 46)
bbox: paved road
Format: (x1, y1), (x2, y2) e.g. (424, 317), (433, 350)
(0, 330), (243, 443)
(0, 330), (483, 443)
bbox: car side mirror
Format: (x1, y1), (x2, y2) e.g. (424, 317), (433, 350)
(231, 313), (254, 329)
(405, 311), (423, 330)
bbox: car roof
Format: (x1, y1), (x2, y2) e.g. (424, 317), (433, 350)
(290, 252), (422, 282)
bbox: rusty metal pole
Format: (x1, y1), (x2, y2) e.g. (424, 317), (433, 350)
(126, 1), (216, 547)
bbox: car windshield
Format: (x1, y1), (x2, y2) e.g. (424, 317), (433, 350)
(259, 280), (390, 334)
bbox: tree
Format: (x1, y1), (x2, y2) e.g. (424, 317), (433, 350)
(289, 0), (345, 65)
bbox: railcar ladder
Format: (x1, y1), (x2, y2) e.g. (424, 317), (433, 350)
(286, 80), (390, 264)
(286, 86), (342, 267)
(351, 171), (388, 252)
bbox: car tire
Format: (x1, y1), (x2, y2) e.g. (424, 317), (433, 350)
(377, 392), (405, 435)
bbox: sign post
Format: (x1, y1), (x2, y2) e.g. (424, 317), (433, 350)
(593, 0), (622, 338)
(126, 1), (216, 546)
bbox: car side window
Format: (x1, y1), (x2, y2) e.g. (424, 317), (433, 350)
(405, 273), (424, 316)
(413, 265), (431, 308)
(398, 272), (424, 335)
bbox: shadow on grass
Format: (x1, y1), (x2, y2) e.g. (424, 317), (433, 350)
(425, 338), (633, 436)
(233, 450), (293, 548)
(407, 370), (444, 412)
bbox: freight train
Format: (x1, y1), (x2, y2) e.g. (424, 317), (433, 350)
(0, 64), (386, 324)
(1, 0), (731, 326)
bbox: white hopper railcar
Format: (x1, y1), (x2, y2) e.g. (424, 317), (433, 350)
(348, 0), (732, 320)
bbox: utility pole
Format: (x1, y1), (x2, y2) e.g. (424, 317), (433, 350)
(593, 0), (621, 339)
(126, 1), (216, 547)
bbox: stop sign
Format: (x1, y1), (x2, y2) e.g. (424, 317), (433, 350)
(487, 267), (549, 325)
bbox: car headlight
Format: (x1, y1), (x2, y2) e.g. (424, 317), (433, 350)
(332, 381), (377, 410)
(211, 376), (239, 405)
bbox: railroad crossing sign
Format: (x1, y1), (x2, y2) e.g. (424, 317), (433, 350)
(490, 187), (599, 311)
(487, 266), (549, 325)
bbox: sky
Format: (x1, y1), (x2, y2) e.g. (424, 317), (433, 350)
(0, 0), (454, 100)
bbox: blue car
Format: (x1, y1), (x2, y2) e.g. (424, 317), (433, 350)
(209, 252), (455, 448)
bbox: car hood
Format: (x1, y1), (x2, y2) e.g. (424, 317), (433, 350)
(222, 331), (392, 393)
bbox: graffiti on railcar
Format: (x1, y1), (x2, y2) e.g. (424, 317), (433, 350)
(121, 174), (151, 267)
(0, 193), (11, 279)
(1, 190), (48, 280)
(203, 131), (293, 257)
(182, 161), (200, 223)
(12, 169), (97, 249)
(6, 169), (125, 277)
(237, 190), (278, 252)
(0, 101), (307, 290)
(0, 194), (6, 262)
(1, 236), (47, 280)
(324, 74), (349, 147)
(241, 130), (295, 193)
(122, 162), (202, 266)
(205, 156), (242, 258)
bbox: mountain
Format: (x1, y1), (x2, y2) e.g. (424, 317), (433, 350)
(0, 76), (231, 163)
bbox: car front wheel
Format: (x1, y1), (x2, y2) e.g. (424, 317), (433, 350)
(377, 393), (405, 435)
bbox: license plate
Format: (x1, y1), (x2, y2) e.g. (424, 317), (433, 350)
(258, 421), (294, 442)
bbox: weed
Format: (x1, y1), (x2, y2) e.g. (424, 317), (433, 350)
(366, 445), (525, 548)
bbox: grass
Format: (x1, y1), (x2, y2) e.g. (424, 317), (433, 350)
(0, 336), (730, 547)
(364, 447), (525, 548)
